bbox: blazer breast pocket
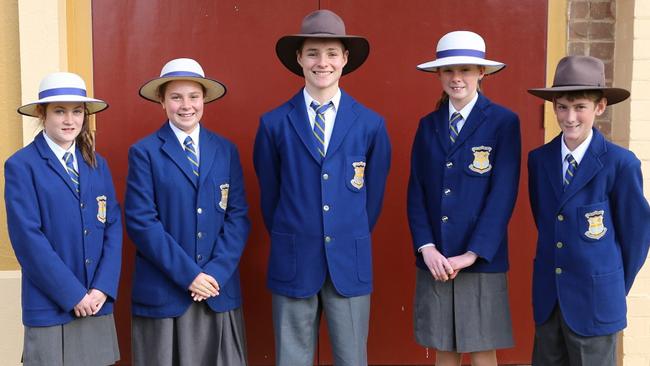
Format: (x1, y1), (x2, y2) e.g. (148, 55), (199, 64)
(214, 177), (230, 213)
(578, 200), (612, 242)
(345, 155), (367, 192)
(463, 141), (495, 177)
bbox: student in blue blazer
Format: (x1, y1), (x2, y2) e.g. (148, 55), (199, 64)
(125, 58), (250, 365)
(527, 56), (650, 366)
(407, 31), (521, 366)
(253, 10), (391, 366)
(5, 72), (121, 365)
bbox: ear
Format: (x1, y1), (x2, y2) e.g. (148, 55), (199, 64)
(595, 98), (607, 116)
(477, 66), (486, 80)
(296, 49), (303, 68)
(342, 49), (349, 67)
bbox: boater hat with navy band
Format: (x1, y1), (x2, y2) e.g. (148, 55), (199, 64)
(139, 58), (227, 103)
(18, 72), (108, 117)
(417, 31), (505, 75)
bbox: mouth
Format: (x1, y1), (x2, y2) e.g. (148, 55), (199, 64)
(177, 112), (195, 118)
(313, 70), (333, 77)
(62, 127), (76, 133)
(449, 86), (465, 92)
(563, 122), (582, 130)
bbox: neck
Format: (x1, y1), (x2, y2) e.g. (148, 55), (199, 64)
(305, 84), (338, 105)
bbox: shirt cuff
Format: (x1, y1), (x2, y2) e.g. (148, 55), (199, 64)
(417, 243), (435, 252)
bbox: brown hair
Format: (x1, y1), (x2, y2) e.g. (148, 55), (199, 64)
(552, 90), (605, 104)
(156, 80), (207, 101)
(36, 103), (97, 168)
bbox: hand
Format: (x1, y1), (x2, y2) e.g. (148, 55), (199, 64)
(188, 273), (219, 298)
(447, 251), (479, 279)
(421, 246), (454, 281)
(74, 293), (96, 317)
(191, 292), (207, 302)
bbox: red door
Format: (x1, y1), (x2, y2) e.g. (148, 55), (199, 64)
(92, 1), (546, 364)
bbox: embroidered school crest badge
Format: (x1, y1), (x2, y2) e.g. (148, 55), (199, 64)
(96, 195), (107, 224)
(584, 210), (607, 239)
(468, 146), (492, 174)
(219, 183), (229, 210)
(351, 161), (366, 189)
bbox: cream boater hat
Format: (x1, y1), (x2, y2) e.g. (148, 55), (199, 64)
(417, 31), (505, 75)
(18, 72), (108, 117)
(139, 58), (227, 103)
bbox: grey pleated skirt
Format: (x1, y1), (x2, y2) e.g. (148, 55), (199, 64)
(414, 268), (514, 353)
(132, 302), (247, 366)
(22, 313), (120, 366)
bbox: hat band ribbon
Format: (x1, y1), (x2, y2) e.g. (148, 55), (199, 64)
(39, 87), (87, 99)
(161, 71), (204, 78)
(436, 49), (486, 59)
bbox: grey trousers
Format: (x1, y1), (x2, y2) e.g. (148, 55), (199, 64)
(272, 277), (370, 366)
(532, 305), (616, 366)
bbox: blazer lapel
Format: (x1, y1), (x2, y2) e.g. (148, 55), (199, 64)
(541, 135), (564, 201)
(197, 129), (222, 187)
(559, 130), (606, 206)
(77, 149), (89, 200)
(432, 108), (451, 154)
(448, 94), (489, 156)
(158, 123), (198, 188)
(287, 91), (322, 164)
(326, 90), (357, 158)
(35, 133), (79, 198)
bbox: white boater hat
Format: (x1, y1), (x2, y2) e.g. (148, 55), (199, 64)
(417, 31), (505, 75)
(18, 72), (108, 117)
(139, 58), (227, 103)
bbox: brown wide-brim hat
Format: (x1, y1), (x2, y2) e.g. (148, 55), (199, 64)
(528, 55), (630, 105)
(276, 9), (370, 76)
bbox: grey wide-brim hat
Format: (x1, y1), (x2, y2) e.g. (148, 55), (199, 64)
(276, 9), (370, 76)
(139, 58), (227, 103)
(18, 72), (108, 117)
(528, 55), (630, 105)
(417, 31), (505, 75)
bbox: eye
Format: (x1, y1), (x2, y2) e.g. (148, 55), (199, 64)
(73, 109), (84, 115)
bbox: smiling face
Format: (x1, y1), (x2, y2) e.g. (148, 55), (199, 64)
(160, 80), (205, 133)
(297, 38), (349, 101)
(41, 102), (85, 149)
(553, 95), (606, 150)
(438, 65), (485, 110)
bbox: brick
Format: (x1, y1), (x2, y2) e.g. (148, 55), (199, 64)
(603, 61), (614, 80)
(590, 42), (615, 59)
(621, 354), (650, 365)
(630, 121), (650, 140)
(589, 22), (615, 40)
(631, 80), (650, 100)
(625, 318), (650, 340)
(630, 101), (650, 121)
(595, 121), (612, 137)
(622, 336), (650, 354)
(636, 1), (650, 17)
(571, 2), (589, 18)
(568, 42), (587, 55)
(633, 19), (650, 39)
(633, 39), (650, 59)
(590, 2), (614, 20)
(629, 141), (650, 159)
(633, 60), (650, 80)
(570, 21), (589, 40)
(629, 277), (650, 295)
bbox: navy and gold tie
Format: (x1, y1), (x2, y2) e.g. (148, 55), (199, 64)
(449, 112), (462, 144)
(184, 136), (199, 180)
(310, 101), (333, 158)
(563, 154), (578, 189)
(63, 152), (79, 193)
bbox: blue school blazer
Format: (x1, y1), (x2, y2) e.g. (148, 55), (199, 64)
(407, 94), (521, 273)
(253, 89), (391, 298)
(528, 128), (650, 336)
(4, 132), (122, 327)
(125, 123), (250, 318)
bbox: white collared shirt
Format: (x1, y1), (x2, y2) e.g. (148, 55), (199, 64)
(561, 129), (593, 179)
(43, 132), (78, 171)
(169, 121), (201, 163)
(447, 92), (479, 133)
(303, 88), (342, 153)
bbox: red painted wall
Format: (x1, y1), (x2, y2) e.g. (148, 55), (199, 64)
(92, 1), (547, 364)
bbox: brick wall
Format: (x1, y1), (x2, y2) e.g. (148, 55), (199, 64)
(567, 0), (616, 138)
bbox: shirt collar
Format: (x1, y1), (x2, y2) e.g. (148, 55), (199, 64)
(43, 131), (76, 162)
(303, 88), (342, 113)
(448, 92), (479, 121)
(561, 129), (593, 165)
(168, 121), (201, 147)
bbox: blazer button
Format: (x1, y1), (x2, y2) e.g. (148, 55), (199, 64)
(197, 254), (203, 261)
(323, 205), (330, 212)
(85, 258), (92, 266)
(324, 236), (332, 243)
(197, 232), (203, 239)
(556, 241), (563, 248)
(555, 268), (562, 275)
(441, 216), (449, 223)
(557, 214), (564, 221)
(443, 188), (451, 196)
(197, 207), (203, 214)
(322, 173), (329, 180)
(80, 202), (85, 209)
(83, 229), (89, 236)
(446, 161), (453, 168)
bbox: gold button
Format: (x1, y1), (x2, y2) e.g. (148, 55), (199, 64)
(446, 162), (453, 168)
(441, 216), (449, 223)
(325, 236), (331, 243)
(197, 232), (203, 239)
(197, 208), (203, 214)
(323, 205), (330, 212)
(555, 268), (562, 274)
(443, 188), (451, 196)
(322, 173), (329, 180)
(556, 242), (563, 248)
(557, 214), (564, 221)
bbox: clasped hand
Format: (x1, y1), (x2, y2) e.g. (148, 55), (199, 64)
(421, 247), (478, 282)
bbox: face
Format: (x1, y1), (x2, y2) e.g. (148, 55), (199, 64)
(161, 80), (204, 133)
(553, 96), (606, 150)
(297, 38), (349, 98)
(438, 65), (485, 110)
(41, 102), (85, 149)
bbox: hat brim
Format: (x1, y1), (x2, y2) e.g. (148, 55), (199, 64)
(276, 34), (370, 76)
(416, 56), (506, 75)
(527, 86), (630, 105)
(17, 96), (108, 117)
(139, 76), (227, 103)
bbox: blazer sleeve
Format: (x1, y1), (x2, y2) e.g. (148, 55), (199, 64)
(466, 112), (522, 262)
(4, 158), (87, 311)
(253, 118), (281, 232)
(365, 117), (391, 230)
(610, 156), (650, 293)
(203, 145), (251, 285)
(407, 120), (435, 251)
(527, 151), (540, 228)
(89, 159), (123, 300)
(125, 144), (202, 290)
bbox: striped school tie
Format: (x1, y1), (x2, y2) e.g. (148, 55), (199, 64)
(310, 101), (333, 158)
(184, 136), (199, 180)
(63, 152), (79, 193)
(449, 112), (462, 144)
(563, 154), (578, 189)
